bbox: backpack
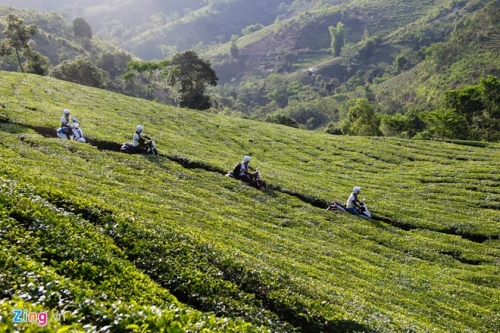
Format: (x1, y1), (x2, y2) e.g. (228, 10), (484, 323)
(232, 162), (242, 178)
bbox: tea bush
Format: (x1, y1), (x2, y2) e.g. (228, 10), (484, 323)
(0, 72), (499, 332)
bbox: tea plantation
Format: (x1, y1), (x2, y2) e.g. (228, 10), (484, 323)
(0, 72), (499, 332)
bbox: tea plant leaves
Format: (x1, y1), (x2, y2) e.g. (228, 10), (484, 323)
(0, 71), (499, 332)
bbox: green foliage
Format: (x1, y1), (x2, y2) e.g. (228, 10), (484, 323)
(127, 59), (171, 73)
(412, 129), (433, 140)
(340, 44), (359, 75)
(287, 101), (329, 129)
(266, 83), (290, 108)
(328, 21), (345, 57)
(96, 51), (132, 79)
(394, 55), (409, 72)
(359, 37), (377, 59)
(381, 113), (412, 137)
(125, 0), (293, 59)
(124, 59), (172, 100)
(205, 21), (282, 58)
(168, 51), (218, 110)
(0, 7), (154, 100)
(371, 0), (499, 118)
(72, 17), (92, 40)
(0, 179), (278, 332)
(22, 47), (51, 75)
(265, 114), (299, 128)
(481, 75), (500, 112)
(380, 111), (426, 138)
(478, 75), (500, 140)
(0, 13), (37, 73)
(346, 98), (382, 136)
(2, 0), (498, 141)
(325, 121), (342, 135)
(230, 39), (239, 59)
(442, 75), (500, 141)
(421, 108), (467, 141)
(444, 86), (484, 122)
(203, 0), (500, 137)
(242, 23), (264, 36)
(49, 57), (107, 89)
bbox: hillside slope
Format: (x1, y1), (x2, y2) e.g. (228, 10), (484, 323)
(122, 0), (295, 59)
(1, 72), (500, 332)
(207, 0), (500, 131)
(371, 0), (500, 112)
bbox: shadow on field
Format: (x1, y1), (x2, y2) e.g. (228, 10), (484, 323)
(164, 153), (228, 175)
(19, 123), (500, 245)
(0, 114), (9, 124)
(0, 122), (35, 135)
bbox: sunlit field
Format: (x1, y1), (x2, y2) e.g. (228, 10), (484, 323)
(1, 72), (499, 332)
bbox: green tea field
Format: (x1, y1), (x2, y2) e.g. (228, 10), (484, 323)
(0, 72), (499, 332)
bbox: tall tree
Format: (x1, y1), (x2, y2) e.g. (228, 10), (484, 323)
(381, 111), (425, 138)
(328, 22), (345, 57)
(23, 48), (51, 75)
(480, 75), (500, 117)
(381, 113), (411, 137)
(267, 83), (290, 108)
(125, 59), (171, 99)
(346, 98), (382, 136)
(122, 71), (135, 95)
(72, 17), (93, 40)
(230, 36), (239, 59)
(444, 86), (483, 123)
(97, 51), (132, 79)
(340, 44), (359, 75)
(0, 14), (37, 73)
(167, 51), (218, 110)
(479, 75), (500, 141)
(442, 76), (500, 140)
(421, 108), (467, 141)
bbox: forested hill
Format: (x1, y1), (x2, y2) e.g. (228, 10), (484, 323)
(1, 70), (500, 332)
(204, 0), (500, 142)
(0, 0), (297, 59)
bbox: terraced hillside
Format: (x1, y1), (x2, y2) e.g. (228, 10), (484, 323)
(0, 71), (499, 332)
(204, 0), (464, 61)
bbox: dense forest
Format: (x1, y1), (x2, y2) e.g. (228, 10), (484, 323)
(0, 0), (499, 142)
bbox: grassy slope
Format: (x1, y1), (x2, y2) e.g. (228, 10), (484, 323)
(0, 72), (499, 332)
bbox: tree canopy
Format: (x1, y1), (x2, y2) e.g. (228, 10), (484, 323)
(329, 21), (345, 57)
(345, 98), (382, 136)
(72, 17), (93, 40)
(49, 57), (107, 89)
(23, 48), (51, 75)
(0, 14), (37, 73)
(168, 51), (219, 110)
(441, 75), (500, 141)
